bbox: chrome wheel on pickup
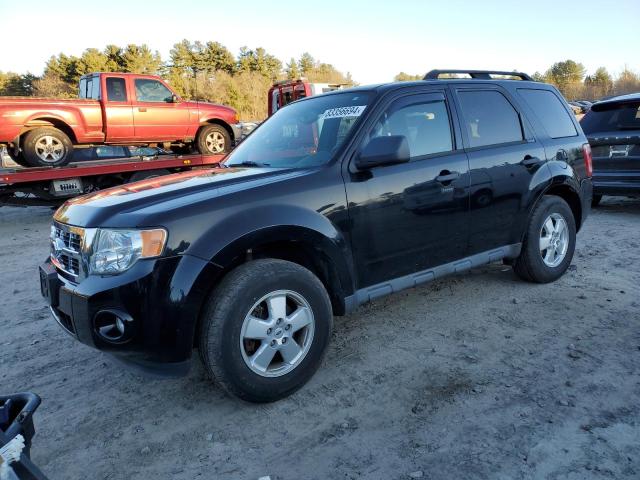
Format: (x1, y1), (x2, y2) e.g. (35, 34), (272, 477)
(22, 127), (74, 167)
(205, 131), (227, 154)
(198, 259), (333, 403)
(196, 124), (232, 155)
(34, 136), (66, 163)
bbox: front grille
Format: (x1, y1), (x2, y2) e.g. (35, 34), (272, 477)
(51, 222), (85, 279)
(53, 225), (82, 251)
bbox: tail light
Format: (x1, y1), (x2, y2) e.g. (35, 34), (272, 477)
(582, 143), (593, 177)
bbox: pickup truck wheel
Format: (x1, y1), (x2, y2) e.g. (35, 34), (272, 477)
(22, 127), (73, 167)
(513, 195), (576, 283)
(198, 259), (333, 403)
(196, 124), (231, 155)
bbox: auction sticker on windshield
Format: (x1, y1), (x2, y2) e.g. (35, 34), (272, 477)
(322, 105), (367, 119)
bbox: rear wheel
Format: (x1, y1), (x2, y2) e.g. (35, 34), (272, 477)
(22, 127), (74, 167)
(591, 194), (602, 207)
(195, 124), (232, 155)
(513, 195), (576, 283)
(198, 259), (333, 402)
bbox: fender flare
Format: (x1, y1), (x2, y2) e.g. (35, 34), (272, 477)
(188, 204), (355, 300)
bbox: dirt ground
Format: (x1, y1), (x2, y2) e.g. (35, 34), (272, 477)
(1, 197), (639, 480)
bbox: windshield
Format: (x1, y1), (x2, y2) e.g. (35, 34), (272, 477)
(225, 91), (374, 168)
(581, 101), (640, 134)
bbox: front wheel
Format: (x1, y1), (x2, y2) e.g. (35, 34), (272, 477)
(195, 124), (232, 155)
(513, 195), (576, 283)
(22, 127), (74, 167)
(198, 259), (333, 402)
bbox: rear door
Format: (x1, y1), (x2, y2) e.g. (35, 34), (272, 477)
(102, 75), (135, 141)
(451, 85), (547, 254)
(344, 89), (470, 287)
(131, 77), (189, 140)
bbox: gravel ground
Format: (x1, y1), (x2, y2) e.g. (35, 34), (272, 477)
(1, 197), (639, 480)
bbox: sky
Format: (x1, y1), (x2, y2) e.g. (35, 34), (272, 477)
(0, 0), (638, 84)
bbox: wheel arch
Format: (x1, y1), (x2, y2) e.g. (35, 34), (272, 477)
(21, 117), (78, 143)
(541, 179), (583, 232)
(198, 118), (234, 142)
(209, 225), (354, 316)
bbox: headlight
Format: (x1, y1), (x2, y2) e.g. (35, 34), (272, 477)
(89, 228), (167, 275)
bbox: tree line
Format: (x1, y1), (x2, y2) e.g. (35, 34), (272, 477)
(0, 41), (354, 120)
(395, 60), (640, 101)
(2, 48), (638, 120)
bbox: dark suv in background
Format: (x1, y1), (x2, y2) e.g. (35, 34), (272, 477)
(40, 70), (592, 402)
(580, 93), (640, 206)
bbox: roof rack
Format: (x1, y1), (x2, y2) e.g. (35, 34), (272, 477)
(424, 70), (534, 81)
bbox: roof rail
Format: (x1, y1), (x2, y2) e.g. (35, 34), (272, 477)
(424, 70), (534, 81)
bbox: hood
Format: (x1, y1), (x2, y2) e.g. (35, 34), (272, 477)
(54, 167), (306, 228)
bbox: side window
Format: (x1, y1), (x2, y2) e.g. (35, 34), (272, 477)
(518, 88), (577, 138)
(106, 77), (127, 102)
(135, 79), (173, 103)
(78, 78), (87, 99)
(369, 99), (454, 159)
(90, 77), (100, 100)
(282, 90), (294, 106)
(457, 90), (524, 148)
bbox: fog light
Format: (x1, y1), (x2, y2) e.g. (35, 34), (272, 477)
(94, 309), (134, 344)
(116, 316), (125, 334)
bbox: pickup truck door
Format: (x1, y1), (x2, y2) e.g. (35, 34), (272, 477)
(344, 90), (471, 288)
(131, 78), (189, 140)
(102, 75), (135, 141)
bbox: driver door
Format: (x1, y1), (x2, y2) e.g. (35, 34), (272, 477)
(132, 78), (189, 140)
(344, 90), (471, 288)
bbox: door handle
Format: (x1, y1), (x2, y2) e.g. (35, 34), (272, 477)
(138, 107), (147, 112)
(435, 171), (460, 183)
(521, 155), (542, 167)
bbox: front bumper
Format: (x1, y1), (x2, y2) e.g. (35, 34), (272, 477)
(39, 254), (222, 376)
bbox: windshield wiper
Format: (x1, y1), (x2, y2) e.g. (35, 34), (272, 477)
(226, 161), (270, 168)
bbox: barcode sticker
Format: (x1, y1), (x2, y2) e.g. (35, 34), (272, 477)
(322, 105), (367, 120)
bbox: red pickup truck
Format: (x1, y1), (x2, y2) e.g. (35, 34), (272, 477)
(0, 72), (240, 167)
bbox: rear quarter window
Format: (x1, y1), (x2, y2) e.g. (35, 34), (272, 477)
(518, 88), (577, 138)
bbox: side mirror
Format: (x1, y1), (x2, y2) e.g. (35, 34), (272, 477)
(356, 135), (410, 169)
(171, 94), (180, 103)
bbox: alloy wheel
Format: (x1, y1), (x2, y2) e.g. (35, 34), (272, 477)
(239, 290), (315, 377)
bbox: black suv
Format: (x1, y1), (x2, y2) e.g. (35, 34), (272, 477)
(580, 93), (640, 206)
(40, 70), (593, 402)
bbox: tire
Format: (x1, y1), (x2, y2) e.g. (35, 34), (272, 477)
(513, 195), (576, 284)
(195, 124), (232, 155)
(22, 127), (74, 167)
(591, 194), (602, 207)
(127, 169), (170, 183)
(199, 259), (333, 403)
